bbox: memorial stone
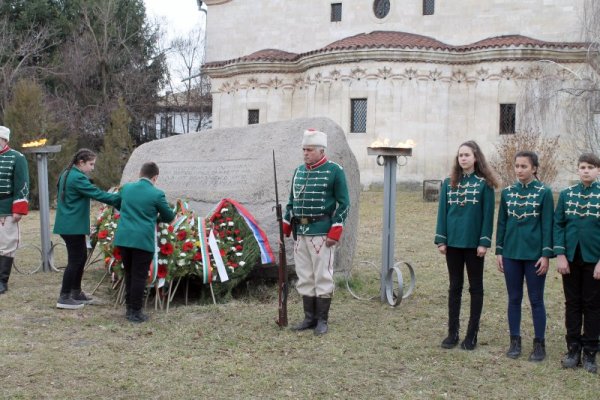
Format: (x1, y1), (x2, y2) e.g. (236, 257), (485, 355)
(121, 117), (360, 273)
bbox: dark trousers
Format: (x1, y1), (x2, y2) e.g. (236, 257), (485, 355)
(502, 257), (547, 339)
(562, 247), (600, 350)
(60, 234), (87, 295)
(445, 247), (484, 332)
(119, 246), (153, 312)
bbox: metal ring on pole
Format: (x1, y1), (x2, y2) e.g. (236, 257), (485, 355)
(376, 155), (385, 166)
(397, 156), (408, 167)
(384, 261), (416, 307)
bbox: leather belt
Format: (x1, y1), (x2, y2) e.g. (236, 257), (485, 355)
(294, 215), (331, 225)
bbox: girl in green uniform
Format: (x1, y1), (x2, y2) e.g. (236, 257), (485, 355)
(496, 151), (553, 361)
(435, 141), (499, 350)
(53, 149), (120, 309)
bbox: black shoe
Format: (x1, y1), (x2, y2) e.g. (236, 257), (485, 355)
(506, 336), (522, 359)
(71, 289), (93, 304)
(314, 297), (331, 336)
(291, 296), (317, 331)
(56, 293), (85, 310)
(0, 281), (6, 295)
(127, 310), (149, 323)
(125, 306), (133, 318)
(561, 343), (581, 369)
(528, 338), (546, 362)
(582, 350), (597, 374)
(441, 332), (459, 349)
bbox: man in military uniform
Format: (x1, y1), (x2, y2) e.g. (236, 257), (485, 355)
(283, 129), (350, 335)
(0, 125), (29, 294)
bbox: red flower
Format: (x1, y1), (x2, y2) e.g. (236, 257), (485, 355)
(214, 213), (222, 219)
(236, 237), (243, 242)
(219, 231), (226, 238)
(114, 213), (120, 220)
(168, 225), (174, 233)
(182, 241), (194, 252)
(194, 252), (202, 261)
(219, 248), (226, 257)
(160, 243), (174, 255)
(98, 230), (108, 239)
(235, 245), (243, 251)
(226, 217), (232, 222)
(177, 230), (187, 240)
(231, 263), (239, 268)
(157, 265), (167, 279)
(113, 247), (122, 260)
(234, 229), (240, 235)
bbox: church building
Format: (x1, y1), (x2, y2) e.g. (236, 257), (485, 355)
(202, 0), (592, 186)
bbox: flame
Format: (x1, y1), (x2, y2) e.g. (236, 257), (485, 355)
(370, 138), (416, 148)
(22, 139), (48, 148)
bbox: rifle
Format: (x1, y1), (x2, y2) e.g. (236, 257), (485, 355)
(273, 150), (288, 327)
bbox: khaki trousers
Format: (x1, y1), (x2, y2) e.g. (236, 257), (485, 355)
(294, 235), (335, 298)
(0, 216), (20, 257)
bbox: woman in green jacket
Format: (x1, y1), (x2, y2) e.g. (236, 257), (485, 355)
(435, 140), (499, 350)
(53, 149), (120, 310)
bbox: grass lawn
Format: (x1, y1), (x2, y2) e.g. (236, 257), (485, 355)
(1, 191), (598, 399)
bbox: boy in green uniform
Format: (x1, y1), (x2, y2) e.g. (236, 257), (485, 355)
(554, 153), (600, 373)
(114, 162), (175, 323)
(0, 125), (29, 294)
(283, 129), (350, 335)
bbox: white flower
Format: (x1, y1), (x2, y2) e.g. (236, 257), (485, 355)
(228, 222), (234, 226)
(236, 252), (242, 257)
(239, 261), (246, 266)
(221, 208), (229, 212)
(180, 252), (186, 257)
(228, 237), (234, 241)
(111, 223), (117, 228)
(230, 247), (236, 251)
(161, 229), (168, 235)
(177, 259), (186, 266)
(220, 223), (226, 227)
(159, 258), (167, 264)
(160, 238), (167, 244)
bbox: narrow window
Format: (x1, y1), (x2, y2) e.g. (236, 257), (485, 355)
(423, 0), (434, 15)
(499, 104), (516, 134)
(331, 3), (342, 22)
(248, 109), (260, 125)
(351, 99), (367, 133)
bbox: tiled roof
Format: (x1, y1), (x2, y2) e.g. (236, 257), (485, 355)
(204, 31), (588, 68)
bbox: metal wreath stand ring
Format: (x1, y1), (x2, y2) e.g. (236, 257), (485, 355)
(384, 261), (416, 307)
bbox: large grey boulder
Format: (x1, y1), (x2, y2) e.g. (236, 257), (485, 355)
(121, 117), (360, 273)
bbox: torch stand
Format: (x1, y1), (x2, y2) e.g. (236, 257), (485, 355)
(367, 147), (416, 306)
(23, 145), (61, 272)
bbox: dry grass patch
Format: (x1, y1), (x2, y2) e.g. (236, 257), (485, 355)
(1, 192), (599, 399)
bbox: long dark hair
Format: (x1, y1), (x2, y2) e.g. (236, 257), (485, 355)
(58, 148), (96, 202)
(450, 140), (500, 189)
(515, 150), (539, 180)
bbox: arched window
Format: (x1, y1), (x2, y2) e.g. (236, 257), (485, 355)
(373, 0), (390, 19)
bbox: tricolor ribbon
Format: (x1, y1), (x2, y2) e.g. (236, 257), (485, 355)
(198, 217), (212, 284)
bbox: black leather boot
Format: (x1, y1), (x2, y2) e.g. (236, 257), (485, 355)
(461, 321), (479, 350)
(314, 297), (331, 336)
(528, 338), (546, 362)
(0, 255), (14, 294)
(291, 296), (317, 331)
(506, 335), (522, 359)
(582, 349), (597, 374)
(561, 342), (581, 369)
(441, 293), (460, 349)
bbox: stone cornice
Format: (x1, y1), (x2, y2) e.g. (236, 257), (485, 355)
(204, 47), (589, 79)
(212, 63), (594, 94)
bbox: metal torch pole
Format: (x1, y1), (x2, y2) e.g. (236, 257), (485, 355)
(36, 153), (52, 272)
(380, 155), (397, 302)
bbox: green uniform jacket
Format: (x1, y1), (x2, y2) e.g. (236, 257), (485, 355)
(283, 157), (350, 241)
(553, 181), (600, 263)
(113, 178), (175, 253)
(53, 167), (120, 235)
(496, 180), (554, 260)
(435, 173), (495, 249)
(0, 146), (29, 216)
